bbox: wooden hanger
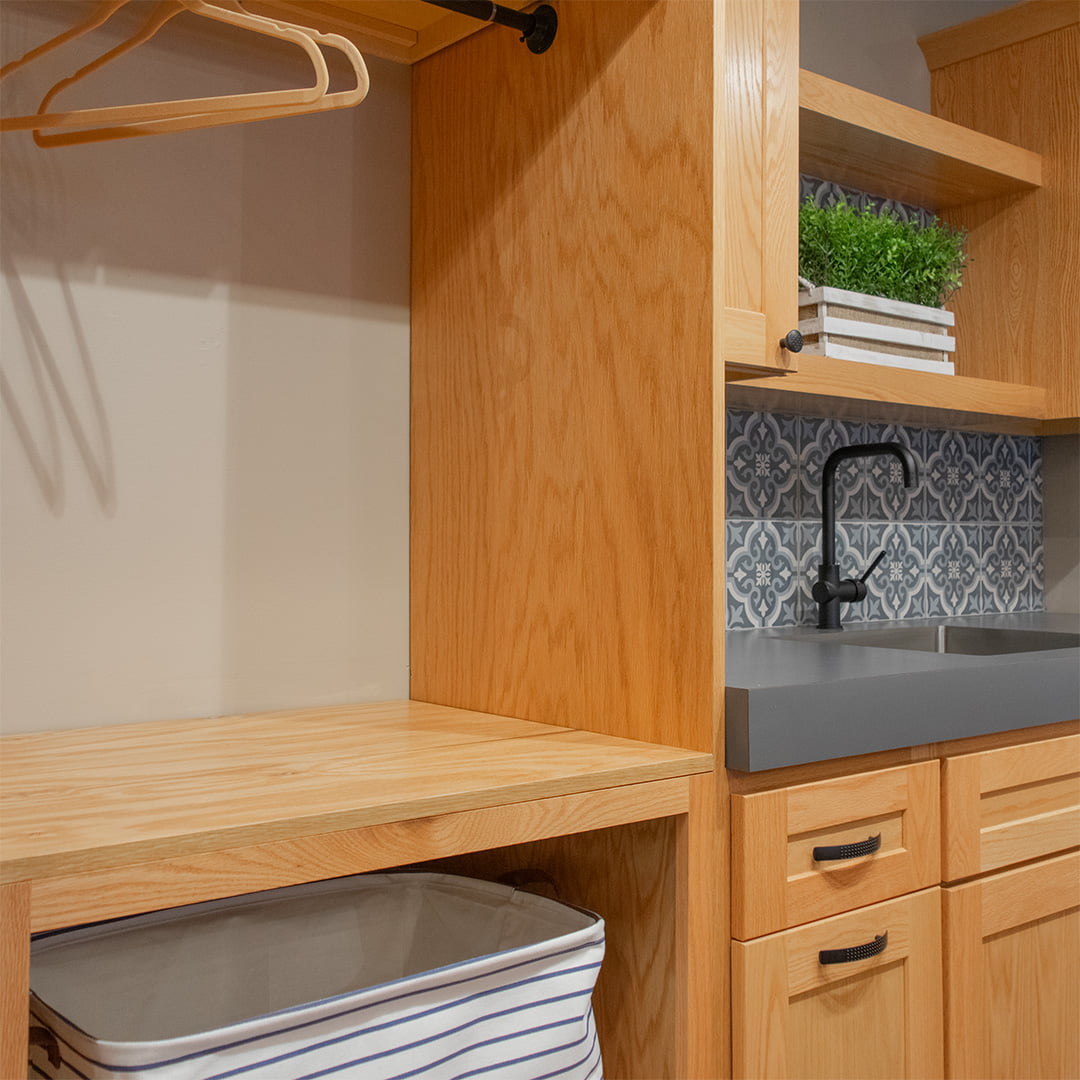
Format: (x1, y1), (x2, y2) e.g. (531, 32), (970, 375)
(29, 2), (370, 147)
(0, 0), (332, 133)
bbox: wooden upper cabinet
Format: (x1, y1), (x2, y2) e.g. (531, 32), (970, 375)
(919, 1), (1080, 420)
(721, 0), (800, 373)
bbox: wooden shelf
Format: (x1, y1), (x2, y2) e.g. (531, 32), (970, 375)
(0, 700), (712, 929)
(726, 354), (1047, 432)
(799, 69), (1043, 209)
(247, 0), (531, 64)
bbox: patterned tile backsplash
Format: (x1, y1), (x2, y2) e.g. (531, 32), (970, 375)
(726, 410), (1045, 629)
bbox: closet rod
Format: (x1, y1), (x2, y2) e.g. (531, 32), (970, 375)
(421, 0), (557, 53)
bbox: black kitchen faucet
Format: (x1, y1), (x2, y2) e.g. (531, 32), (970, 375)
(813, 442), (919, 630)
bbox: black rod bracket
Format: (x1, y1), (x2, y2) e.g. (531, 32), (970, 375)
(421, 0), (557, 53)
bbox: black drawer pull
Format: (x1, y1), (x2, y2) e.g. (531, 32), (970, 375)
(813, 833), (881, 862)
(819, 932), (888, 966)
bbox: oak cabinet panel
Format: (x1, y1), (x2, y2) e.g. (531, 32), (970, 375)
(732, 888), (944, 1080)
(943, 851), (1080, 1080)
(732, 761), (940, 939)
(941, 732), (1080, 881)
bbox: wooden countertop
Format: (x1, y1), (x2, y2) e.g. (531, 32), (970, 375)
(0, 700), (713, 884)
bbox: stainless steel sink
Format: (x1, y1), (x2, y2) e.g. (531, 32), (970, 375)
(790, 624), (1080, 655)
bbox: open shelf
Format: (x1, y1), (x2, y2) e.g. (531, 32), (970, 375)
(1, 700), (712, 929)
(799, 69), (1043, 209)
(726, 354), (1047, 432)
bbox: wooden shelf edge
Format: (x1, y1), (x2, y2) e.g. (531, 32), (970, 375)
(799, 68), (1042, 208)
(725, 354), (1048, 433)
(0, 699), (714, 885)
(918, 0), (1079, 72)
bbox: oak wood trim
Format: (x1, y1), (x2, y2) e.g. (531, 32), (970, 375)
(800, 68), (1042, 208)
(918, 0), (1079, 71)
(0, 881), (30, 1080)
(27, 778), (692, 933)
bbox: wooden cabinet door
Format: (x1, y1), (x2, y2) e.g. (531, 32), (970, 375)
(941, 732), (1080, 881)
(721, 0), (800, 373)
(943, 850), (1080, 1080)
(732, 761), (941, 938)
(732, 888), (944, 1079)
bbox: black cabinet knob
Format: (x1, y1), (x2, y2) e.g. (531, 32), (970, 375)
(780, 329), (804, 352)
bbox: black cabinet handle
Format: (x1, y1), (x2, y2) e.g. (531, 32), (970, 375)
(819, 932), (888, 966)
(813, 833), (881, 862)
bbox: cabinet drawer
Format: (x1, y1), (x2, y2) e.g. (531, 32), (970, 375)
(732, 888), (944, 1080)
(941, 732), (1080, 882)
(732, 761), (940, 939)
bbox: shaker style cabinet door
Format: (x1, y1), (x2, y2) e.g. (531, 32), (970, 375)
(732, 888), (944, 1080)
(721, 0), (800, 373)
(943, 850), (1080, 1080)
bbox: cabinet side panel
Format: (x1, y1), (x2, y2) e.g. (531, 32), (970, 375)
(423, 818), (681, 1080)
(411, 0), (715, 750)
(930, 24), (1080, 417)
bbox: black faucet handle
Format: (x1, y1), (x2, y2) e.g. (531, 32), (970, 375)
(858, 549), (887, 585)
(812, 549), (888, 607)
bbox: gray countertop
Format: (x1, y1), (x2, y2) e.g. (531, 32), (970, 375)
(725, 612), (1080, 772)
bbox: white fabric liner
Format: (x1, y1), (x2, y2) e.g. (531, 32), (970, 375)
(31, 871), (598, 1043)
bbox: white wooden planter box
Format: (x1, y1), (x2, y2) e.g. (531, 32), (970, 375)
(798, 285), (955, 375)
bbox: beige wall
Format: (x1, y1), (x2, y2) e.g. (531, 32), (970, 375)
(801, 0), (1015, 111)
(1, 2), (411, 733)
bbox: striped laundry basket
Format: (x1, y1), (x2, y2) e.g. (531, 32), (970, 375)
(27, 871), (605, 1080)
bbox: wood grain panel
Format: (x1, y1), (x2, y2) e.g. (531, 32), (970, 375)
(423, 817), (684, 1080)
(799, 69), (1042, 209)
(411, 0), (715, 751)
(927, 14), (1080, 417)
(726, 353), (1047, 420)
(918, 0), (1079, 71)
(732, 762), (940, 939)
(733, 889), (943, 1080)
(1, 701), (711, 882)
(721, 0), (798, 372)
(943, 852), (1080, 1079)
(27, 779), (691, 933)
(0, 882), (30, 1080)
(941, 731), (1080, 880)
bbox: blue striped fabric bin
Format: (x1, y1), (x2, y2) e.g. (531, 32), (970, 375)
(27, 872), (605, 1080)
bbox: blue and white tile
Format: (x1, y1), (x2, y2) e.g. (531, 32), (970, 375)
(726, 520), (801, 628)
(981, 524), (1031, 613)
(924, 523), (983, 617)
(1020, 436), (1044, 524)
(863, 422), (926, 522)
(981, 434), (1029, 524)
(1024, 527), (1045, 611)
(726, 410), (800, 519)
(922, 428), (984, 523)
(863, 523), (926, 621)
(798, 415), (867, 522)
